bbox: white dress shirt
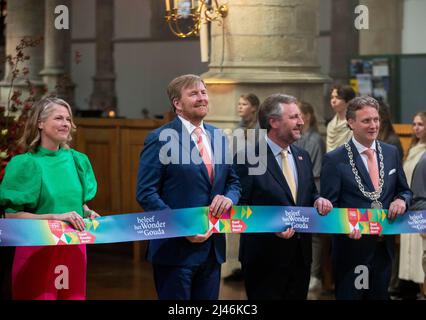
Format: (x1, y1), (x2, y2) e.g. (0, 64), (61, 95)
(178, 115), (214, 167)
(351, 137), (378, 174)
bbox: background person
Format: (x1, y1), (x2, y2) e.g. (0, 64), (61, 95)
(399, 111), (426, 298)
(377, 101), (404, 297)
(323, 84), (356, 293)
(294, 101), (326, 292)
(409, 151), (426, 299)
(378, 101), (404, 160)
(326, 84), (356, 152)
(236, 93), (260, 134)
(224, 93), (260, 283)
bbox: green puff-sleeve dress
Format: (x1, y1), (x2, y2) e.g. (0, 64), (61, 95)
(0, 146), (97, 300)
(1, 146), (97, 215)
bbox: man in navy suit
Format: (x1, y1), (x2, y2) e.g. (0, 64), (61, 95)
(136, 74), (241, 300)
(235, 93), (333, 299)
(321, 96), (412, 300)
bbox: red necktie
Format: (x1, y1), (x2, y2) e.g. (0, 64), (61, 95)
(363, 149), (379, 190)
(194, 127), (214, 183)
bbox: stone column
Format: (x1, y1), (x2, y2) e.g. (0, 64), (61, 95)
(0, 0), (45, 105)
(202, 0), (330, 129)
(330, 0), (359, 84)
(40, 0), (75, 106)
(89, 0), (117, 113)
(359, 0), (403, 55)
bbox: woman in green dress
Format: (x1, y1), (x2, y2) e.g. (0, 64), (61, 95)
(0, 97), (98, 300)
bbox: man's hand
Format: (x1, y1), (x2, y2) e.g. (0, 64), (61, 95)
(348, 229), (362, 240)
(209, 195), (233, 218)
(186, 229), (213, 243)
(275, 227), (295, 239)
(314, 197), (333, 216)
(388, 198), (406, 219)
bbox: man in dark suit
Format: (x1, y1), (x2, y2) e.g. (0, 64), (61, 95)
(321, 96), (412, 300)
(136, 74), (241, 300)
(235, 93), (333, 300)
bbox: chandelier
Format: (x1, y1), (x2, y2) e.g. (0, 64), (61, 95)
(164, 0), (228, 38)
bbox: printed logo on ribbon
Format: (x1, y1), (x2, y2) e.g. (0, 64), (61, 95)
(209, 207), (248, 233)
(48, 220), (97, 245)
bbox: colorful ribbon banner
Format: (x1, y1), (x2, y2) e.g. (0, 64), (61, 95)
(0, 206), (425, 246)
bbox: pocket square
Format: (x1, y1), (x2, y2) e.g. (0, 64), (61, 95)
(388, 168), (396, 175)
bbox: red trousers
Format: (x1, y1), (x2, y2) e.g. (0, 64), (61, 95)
(12, 245), (86, 300)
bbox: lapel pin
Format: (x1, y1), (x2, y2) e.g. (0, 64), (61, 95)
(298, 156), (303, 160)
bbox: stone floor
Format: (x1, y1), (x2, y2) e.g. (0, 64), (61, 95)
(86, 244), (334, 300)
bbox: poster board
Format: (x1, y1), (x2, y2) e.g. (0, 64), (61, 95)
(349, 54), (426, 123)
(349, 55), (398, 119)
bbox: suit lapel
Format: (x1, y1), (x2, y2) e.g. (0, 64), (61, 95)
(349, 140), (375, 192)
(264, 145), (295, 204)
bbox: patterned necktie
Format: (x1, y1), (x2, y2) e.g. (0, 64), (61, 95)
(281, 149), (297, 202)
(363, 149), (379, 190)
(194, 127), (214, 183)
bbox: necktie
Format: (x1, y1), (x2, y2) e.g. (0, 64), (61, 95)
(281, 149), (297, 202)
(363, 149), (379, 190)
(194, 127), (214, 183)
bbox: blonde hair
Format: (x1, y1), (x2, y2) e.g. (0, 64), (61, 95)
(18, 97), (76, 152)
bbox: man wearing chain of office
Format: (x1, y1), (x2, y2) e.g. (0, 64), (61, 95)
(321, 96), (412, 300)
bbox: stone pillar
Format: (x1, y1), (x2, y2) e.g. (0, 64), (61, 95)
(0, 0), (45, 105)
(202, 0), (330, 129)
(330, 0), (359, 84)
(359, 0), (403, 55)
(89, 0), (117, 113)
(40, 0), (75, 106)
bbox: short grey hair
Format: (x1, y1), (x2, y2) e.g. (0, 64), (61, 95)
(258, 93), (298, 131)
(346, 96), (379, 121)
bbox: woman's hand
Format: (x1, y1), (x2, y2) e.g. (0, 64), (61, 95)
(84, 209), (100, 220)
(83, 204), (100, 219)
(59, 211), (86, 231)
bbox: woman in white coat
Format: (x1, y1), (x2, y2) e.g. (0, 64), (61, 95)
(399, 111), (426, 297)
